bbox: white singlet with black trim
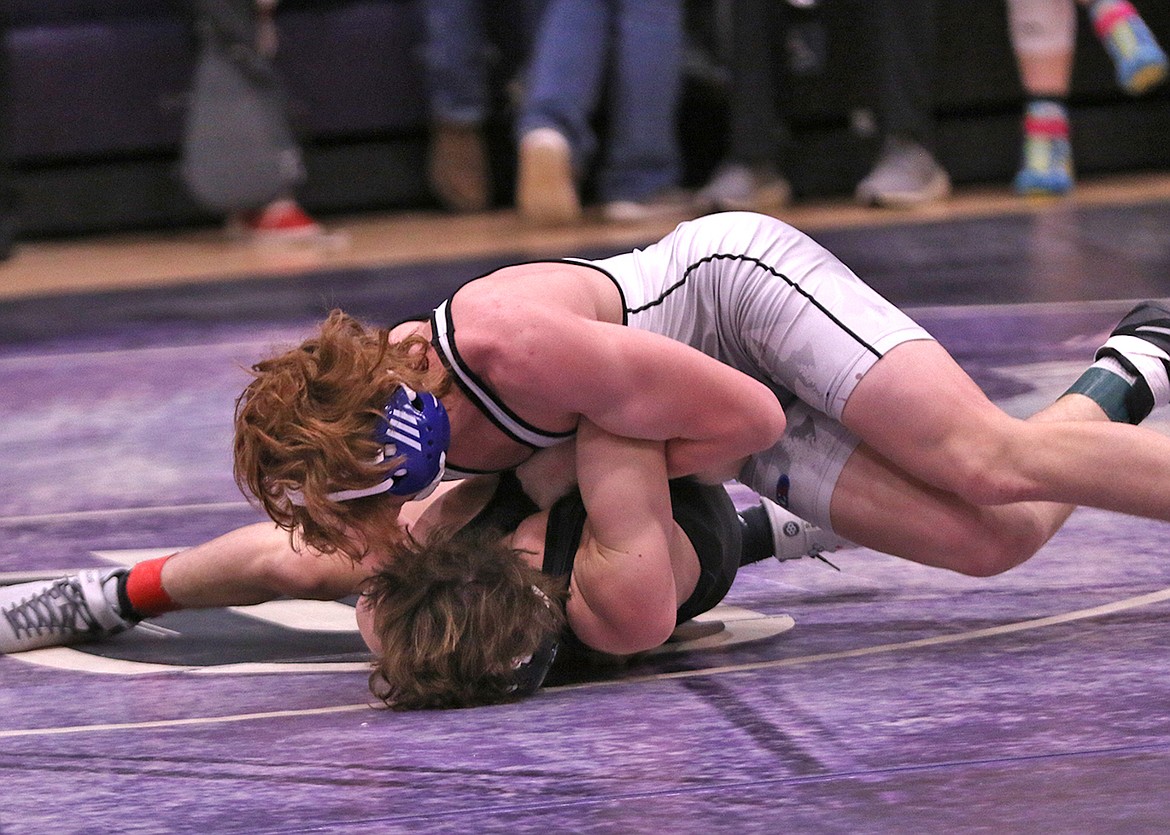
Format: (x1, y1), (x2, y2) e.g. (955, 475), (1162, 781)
(586, 211), (929, 419)
(586, 212), (932, 527)
(432, 297), (575, 457)
(434, 212), (933, 527)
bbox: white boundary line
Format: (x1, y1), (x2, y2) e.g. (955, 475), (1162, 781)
(4, 587), (1167, 739)
(577, 586), (1170, 690)
(0, 704), (373, 738)
(0, 502), (252, 526)
(0, 340), (286, 369)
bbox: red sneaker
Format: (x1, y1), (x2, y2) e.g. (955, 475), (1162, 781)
(230, 199), (324, 244)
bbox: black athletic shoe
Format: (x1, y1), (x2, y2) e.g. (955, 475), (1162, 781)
(1100, 302), (1170, 361)
(1095, 301), (1170, 420)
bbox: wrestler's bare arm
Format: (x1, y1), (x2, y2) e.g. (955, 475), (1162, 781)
(513, 439), (578, 508)
(478, 301), (787, 479)
(160, 482), (460, 609)
(160, 522), (368, 608)
(564, 419), (681, 655)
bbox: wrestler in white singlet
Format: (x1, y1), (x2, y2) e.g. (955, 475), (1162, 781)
(434, 212), (933, 530)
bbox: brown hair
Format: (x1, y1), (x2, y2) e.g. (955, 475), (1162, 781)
(363, 528), (567, 710)
(233, 309), (449, 560)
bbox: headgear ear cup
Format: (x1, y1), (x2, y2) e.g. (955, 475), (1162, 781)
(508, 634), (559, 697)
(507, 585), (560, 697)
(378, 385), (451, 497)
(287, 384), (451, 506)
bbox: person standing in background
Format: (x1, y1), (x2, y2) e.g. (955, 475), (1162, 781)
(182, 0), (334, 246)
(422, 0), (541, 213)
(515, 0), (691, 225)
(0, 13), (15, 262)
(853, 0), (952, 208)
(1007, 0), (1167, 196)
(693, 0), (802, 213)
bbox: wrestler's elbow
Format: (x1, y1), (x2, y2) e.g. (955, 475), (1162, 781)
(590, 599), (677, 656)
(727, 388), (786, 460)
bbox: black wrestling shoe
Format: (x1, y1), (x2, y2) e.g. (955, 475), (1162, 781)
(1099, 302), (1170, 367)
(1096, 301), (1170, 418)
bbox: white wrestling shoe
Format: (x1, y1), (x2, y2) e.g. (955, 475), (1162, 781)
(0, 568), (136, 653)
(759, 497), (850, 568)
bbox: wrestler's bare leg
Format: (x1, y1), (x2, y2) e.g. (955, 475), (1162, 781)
(829, 391), (1104, 575)
(838, 340), (1170, 558)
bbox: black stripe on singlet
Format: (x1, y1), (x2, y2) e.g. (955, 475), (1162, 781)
(456, 471), (583, 571)
(624, 253), (882, 359)
(538, 480), (741, 627)
(541, 490), (586, 579)
(430, 300), (575, 450)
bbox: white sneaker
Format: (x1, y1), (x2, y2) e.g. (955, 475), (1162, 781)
(855, 136), (951, 208)
(696, 163), (792, 212)
(602, 188), (694, 224)
(758, 498), (850, 565)
(517, 128), (581, 226)
(0, 569), (136, 653)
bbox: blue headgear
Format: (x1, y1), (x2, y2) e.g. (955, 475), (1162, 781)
(286, 384), (450, 506)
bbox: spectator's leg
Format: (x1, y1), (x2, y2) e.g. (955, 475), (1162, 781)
(1007, 0), (1076, 195)
(696, 0), (792, 212)
(0, 18), (16, 260)
(516, 0), (611, 224)
(424, 0), (492, 212)
(596, 0), (687, 221)
(854, 0), (952, 207)
(1083, 0), (1167, 95)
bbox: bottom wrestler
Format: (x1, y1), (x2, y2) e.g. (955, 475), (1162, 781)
(0, 427), (837, 710)
(357, 420), (832, 709)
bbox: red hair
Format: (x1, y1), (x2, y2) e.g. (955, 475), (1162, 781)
(233, 310), (449, 559)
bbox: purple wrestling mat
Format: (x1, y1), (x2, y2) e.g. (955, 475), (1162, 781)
(2, 202), (1170, 833)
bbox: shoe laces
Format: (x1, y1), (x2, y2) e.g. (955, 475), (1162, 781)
(807, 550), (841, 571)
(2, 578), (100, 639)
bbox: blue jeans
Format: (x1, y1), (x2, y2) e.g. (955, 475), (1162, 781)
(518, 0), (683, 202)
(423, 0), (491, 125)
(423, 0), (542, 125)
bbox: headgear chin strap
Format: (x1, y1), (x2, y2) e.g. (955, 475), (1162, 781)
(507, 585), (560, 697)
(286, 384), (451, 506)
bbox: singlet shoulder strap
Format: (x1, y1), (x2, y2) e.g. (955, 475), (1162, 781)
(541, 489), (586, 578)
(430, 298), (574, 450)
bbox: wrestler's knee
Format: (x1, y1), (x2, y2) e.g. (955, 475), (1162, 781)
(927, 430), (1039, 509)
(939, 512), (1048, 577)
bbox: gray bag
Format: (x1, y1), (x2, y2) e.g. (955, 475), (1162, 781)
(180, 0), (305, 213)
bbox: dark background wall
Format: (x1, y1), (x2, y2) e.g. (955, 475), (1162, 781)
(3, 0), (1168, 240)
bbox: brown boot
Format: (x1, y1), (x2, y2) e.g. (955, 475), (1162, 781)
(516, 128), (581, 226)
(428, 122), (490, 213)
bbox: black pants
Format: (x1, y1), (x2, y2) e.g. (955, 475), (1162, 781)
(722, 0), (791, 168)
(865, 0), (939, 149)
(0, 20), (14, 259)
